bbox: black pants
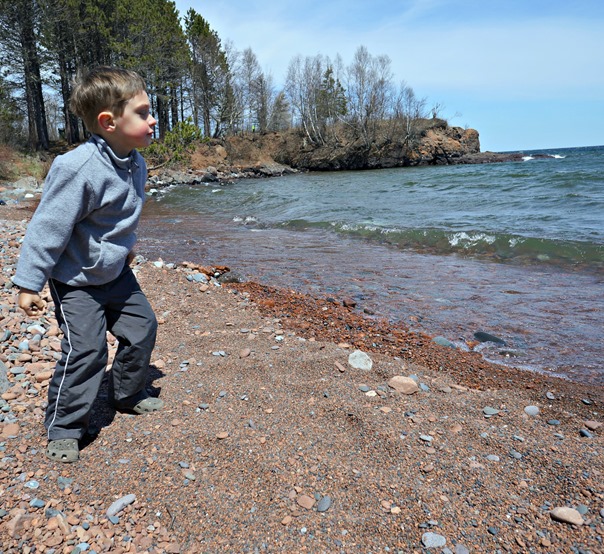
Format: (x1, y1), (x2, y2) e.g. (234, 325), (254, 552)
(46, 267), (157, 440)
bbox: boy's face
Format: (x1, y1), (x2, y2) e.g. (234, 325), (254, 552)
(101, 91), (156, 156)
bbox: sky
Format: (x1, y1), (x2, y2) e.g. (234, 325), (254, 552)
(173, 0), (604, 152)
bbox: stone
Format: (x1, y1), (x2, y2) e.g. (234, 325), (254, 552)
(550, 507), (584, 526)
(584, 420), (601, 431)
(334, 361), (346, 373)
(316, 495), (332, 512)
(348, 350), (373, 371)
(0, 361), (10, 394)
(35, 371), (53, 383)
(106, 494), (136, 517)
(1, 422), (19, 438)
(387, 376), (419, 395)
(474, 331), (506, 345)
(239, 348), (251, 358)
(296, 494), (315, 510)
(421, 532), (446, 548)
(524, 405), (540, 416)
(432, 336), (455, 348)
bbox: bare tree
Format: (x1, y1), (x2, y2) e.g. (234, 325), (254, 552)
(345, 46), (394, 146)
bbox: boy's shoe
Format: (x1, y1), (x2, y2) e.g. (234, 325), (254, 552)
(112, 391), (164, 414)
(46, 438), (79, 463)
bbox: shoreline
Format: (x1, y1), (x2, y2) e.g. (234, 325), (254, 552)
(1, 203), (603, 552)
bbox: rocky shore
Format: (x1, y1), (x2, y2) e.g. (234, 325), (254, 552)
(0, 201), (603, 553)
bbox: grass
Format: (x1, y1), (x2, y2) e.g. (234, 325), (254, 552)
(0, 144), (52, 183)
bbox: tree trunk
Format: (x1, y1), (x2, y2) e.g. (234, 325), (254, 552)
(19, 0), (48, 149)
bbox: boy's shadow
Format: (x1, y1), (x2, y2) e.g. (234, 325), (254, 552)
(80, 364), (165, 450)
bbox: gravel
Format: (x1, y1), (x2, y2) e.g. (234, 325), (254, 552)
(0, 203), (602, 552)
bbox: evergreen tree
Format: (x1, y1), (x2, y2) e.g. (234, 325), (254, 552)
(184, 8), (230, 137)
(0, 0), (49, 149)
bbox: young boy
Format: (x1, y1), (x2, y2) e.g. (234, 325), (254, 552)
(13, 66), (162, 463)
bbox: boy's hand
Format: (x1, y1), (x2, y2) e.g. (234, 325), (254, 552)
(18, 288), (46, 317)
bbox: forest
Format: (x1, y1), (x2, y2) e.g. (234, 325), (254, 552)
(0, 0), (434, 153)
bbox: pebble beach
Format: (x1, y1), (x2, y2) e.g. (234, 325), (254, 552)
(1, 201), (603, 553)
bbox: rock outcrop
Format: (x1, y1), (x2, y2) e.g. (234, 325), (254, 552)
(163, 119), (537, 181)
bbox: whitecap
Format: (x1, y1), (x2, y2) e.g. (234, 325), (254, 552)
(449, 232), (496, 247)
(522, 156), (534, 161)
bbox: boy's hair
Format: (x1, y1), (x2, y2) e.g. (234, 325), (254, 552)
(69, 67), (146, 133)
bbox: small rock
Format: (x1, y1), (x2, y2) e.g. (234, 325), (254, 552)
(348, 350), (373, 371)
(524, 405), (540, 416)
(106, 494), (136, 517)
(432, 336), (455, 348)
(584, 420), (602, 431)
(387, 376), (419, 395)
(550, 507), (584, 525)
(316, 495), (332, 512)
(474, 331), (506, 345)
(483, 407), (499, 416)
(576, 504), (588, 515)
(1, 422), (19, 438)
(421, 532), (446, 548)
(296, 494), (315, 510)
(216, 432), (229, 440)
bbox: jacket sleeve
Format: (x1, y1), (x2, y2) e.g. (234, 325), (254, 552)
(12, 159), (95, 292)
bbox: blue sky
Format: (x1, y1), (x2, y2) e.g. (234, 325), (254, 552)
(173, 0), (604, 152)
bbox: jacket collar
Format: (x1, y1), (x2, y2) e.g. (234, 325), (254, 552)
(91, 134), (136, 170)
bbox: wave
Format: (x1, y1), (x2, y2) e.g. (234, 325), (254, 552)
(275, 219), (604, 269)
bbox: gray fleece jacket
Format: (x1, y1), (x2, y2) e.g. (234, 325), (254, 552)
(13, 135), (147, 292)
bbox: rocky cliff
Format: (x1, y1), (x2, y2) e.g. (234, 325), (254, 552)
(174, 119), (526, 183)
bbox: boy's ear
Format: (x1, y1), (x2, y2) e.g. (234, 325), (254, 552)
(97, 111), (115, 132)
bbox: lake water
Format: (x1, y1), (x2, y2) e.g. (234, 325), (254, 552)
(138, 145), (604, 385)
